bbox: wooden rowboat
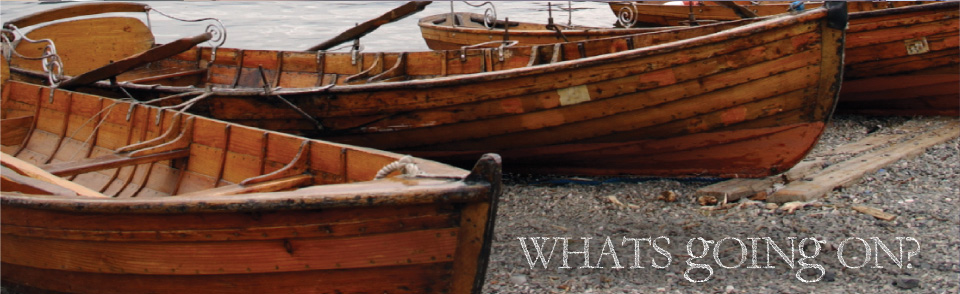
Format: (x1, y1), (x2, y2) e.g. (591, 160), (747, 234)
(607, 1), (935, 27)
(0, 79), (502, 293)
(5, 2), (848, 177)
(418, 11), (667, 50)
(610, 1), (959, 116)
(838, 2), (959, 116)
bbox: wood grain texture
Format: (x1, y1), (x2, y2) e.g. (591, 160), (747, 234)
(6, 4), (845, 178)
(839, 2), (959, 116)
(607, 1), (958, 116)
(0, 81), (499, 293)
(419, 12), (668, 50)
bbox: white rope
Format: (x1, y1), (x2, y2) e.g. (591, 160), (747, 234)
(374, 155), (421, 179)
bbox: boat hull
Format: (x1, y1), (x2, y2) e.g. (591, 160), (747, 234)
(610, 1), (960, 116)
(1, 81), (502, 294)
(840, 2), (960, 116)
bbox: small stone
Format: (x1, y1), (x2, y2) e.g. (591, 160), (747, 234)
(892, 278), (920, 290)
(765, 203), (779, 210)
(822, 270), (837, 282)
(510, 274), (528, 285)
(725, 285), (736, 293)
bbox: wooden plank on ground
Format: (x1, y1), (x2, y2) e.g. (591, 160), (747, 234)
(767, 121), (960, 203)
(696, 118), (952, 202)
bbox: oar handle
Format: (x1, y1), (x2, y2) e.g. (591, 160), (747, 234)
(307, 1), (432, 51)
(58, 32), (212, 89)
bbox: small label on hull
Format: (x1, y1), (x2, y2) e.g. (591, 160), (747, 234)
(904, 37), (930, 55)
(557, 85), (592, 106)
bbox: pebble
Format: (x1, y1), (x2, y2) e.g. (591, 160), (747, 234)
(479, 116), (957, 293)
(892, 278), (920, 290)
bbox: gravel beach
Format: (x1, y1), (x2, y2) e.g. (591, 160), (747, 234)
(483, 114), (959, 293)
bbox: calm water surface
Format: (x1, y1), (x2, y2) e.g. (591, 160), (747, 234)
(1, 1), (620, 52)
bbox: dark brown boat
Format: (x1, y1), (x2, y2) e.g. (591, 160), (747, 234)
(838, 1), (959, 116)
(610, 1), (959, 116)
(5, 2), (849, 177)
(0, 75), (502, 293)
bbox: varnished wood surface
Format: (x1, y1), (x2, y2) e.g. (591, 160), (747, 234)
(609, 1), (959, 116)
(0, 81), (501, 293)
(839, 1), (959, 116)
(10, 17), (155, 76)
(8, 3), (845, 177)
(418, 12), (668, 50)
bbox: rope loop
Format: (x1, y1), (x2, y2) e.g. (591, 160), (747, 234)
(374, 156), (422, 180)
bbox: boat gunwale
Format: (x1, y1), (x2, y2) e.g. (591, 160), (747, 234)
(848, 1), (958, 19)
(0, 178), (491, 214)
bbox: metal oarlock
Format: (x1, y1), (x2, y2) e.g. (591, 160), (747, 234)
(145, 6), (227, 63)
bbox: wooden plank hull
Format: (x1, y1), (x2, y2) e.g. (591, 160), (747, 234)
(0, 81), (502, 294)
(840, 2), (960, 116)
(418, 12), (667, 50)
(609, 1), (960, 116)
(5, 3), (848, 177)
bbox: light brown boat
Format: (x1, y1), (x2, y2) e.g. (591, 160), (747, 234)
(0, 77), (502, 293)
(5, 2), (848, 177)
(418, 11), (667, 50)
(610, 1), (959, 116)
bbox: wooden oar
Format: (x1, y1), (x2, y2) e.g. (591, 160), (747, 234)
(58, 32), (212, 89)
(712, 1), (759, 19)
(3, 2), (150, 29)
(307, 1), (431, 51)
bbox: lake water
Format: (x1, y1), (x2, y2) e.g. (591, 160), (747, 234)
(1, 1), (622, 52)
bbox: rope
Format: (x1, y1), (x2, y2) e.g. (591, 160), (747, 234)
(67, 101), (122, 161)
(374, 155), (421, 179)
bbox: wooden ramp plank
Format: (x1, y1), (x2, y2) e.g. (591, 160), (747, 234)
(696, 118), (953, 202)
(767, 121), (960, 203)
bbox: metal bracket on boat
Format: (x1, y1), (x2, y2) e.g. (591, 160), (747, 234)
(256, 65), (325, 132)
(456, 1), (497, 29)
(350, 38), (362, 66)
(460, 40), (518, 62)
(545, 3), (571, 42)
(145, 7), (227, 63)
(1, 26), (64, 88)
